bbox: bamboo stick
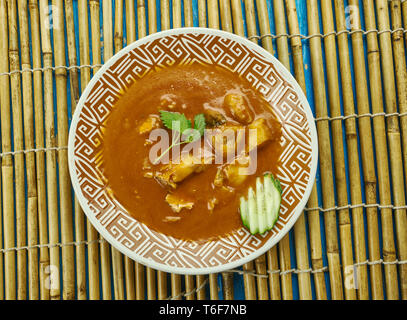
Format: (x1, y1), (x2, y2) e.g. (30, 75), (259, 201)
(7, 0), (27, 300)
(256, 0), (273, 52)
(77, 0), (100, 300)
(196, 275), (206, 300)
(208, 0), (219, 29)
(0, 138), (2, 300)
(126, 0), (136, 43)
(272, 0), (313, 300)
(28, 0), (50, 301)
(320, 0), (367, 300)
(39, 0), (61, 300)
(360, 0), (399, 299)
(137, 0), (146, 39)
(148, 0), (157, 34)
(198, 0), (206, 27)
(333, 0), (384, 300)
(374, 0), (407, 299)
(161, 0), (170, 30)
(403, 1), (407, 49)
(173, 0), (182, 28)
(285, 0), (327, 300)
(230, 0), (244, 37)
(90, 0), (113, 300)
(391, 0), (407, 300)
(17, 0), (39, 300)
(0, 0), (16, 301)
(52, 0), (75, 300)
(306, 0), (344, 300)
(184, 0), (193, 27)
(185, 275), (195, 300)
(64, 0), (87, 300)
(147, 267), (156, 300)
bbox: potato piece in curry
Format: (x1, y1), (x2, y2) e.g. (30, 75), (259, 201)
(102, 64), (282, 241)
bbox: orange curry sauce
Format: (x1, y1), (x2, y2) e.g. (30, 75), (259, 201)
(101, 64), (282, 241)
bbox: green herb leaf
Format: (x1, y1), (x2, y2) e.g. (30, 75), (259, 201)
(160, 110), (191, 134)
(193, 113), (206, 137)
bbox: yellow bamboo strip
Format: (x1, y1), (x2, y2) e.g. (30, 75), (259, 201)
(272, 0), (313, 300)
(148, 0), (157, 34)
(266, 250), (281, 300)
(391, 0), (407, 300)
(171, 274), (182, 300)
(161, 0), (170, 30)
(114, 0), (136, 300)
(403, 1), (407, 48)
(138, 0), (147, 39)
(0, 143), (2, 299)
(29, 0), (50, 301)
(185, 275), (195, 300)
(219, 0), (233, 32)
(39, 0), (61, 300)
(198, 0), (206, 27)
(7, 0), (26, 300)
(147, 267), (156, 300)
(196, 275), (206, 300)
(256, 0), (273, 52)
(333, 0), (383, 300)
(184, 0), (193, 27)
(362, 0), (401, 300)
(90, 0), (113, 300)
(135, 263), (145, 300)
(320, 0), (362, 300)
(374, 0), (407, 299)
(209, 274), (219, 300)
(17, 0), (39, 300)
(126, 0), (136, 43)
(394, 0), (407, 198)
(64, 0), (87, 300)
(78, 0), (100, 300)
(173, 0), (182, 28)
(307, 0), (344, 300)
(0, 0), (16, 300)
(52, 0), (75, 300)
(230, 0), (244, 36)
(285, 0), (327, 300)
(208, 0), (219, 29)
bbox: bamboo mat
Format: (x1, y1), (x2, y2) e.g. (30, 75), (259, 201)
(0, 0), (406, 300)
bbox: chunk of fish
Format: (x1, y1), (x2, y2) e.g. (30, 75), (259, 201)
(224, 93), (254, 124)
(138, 114), (160, 135)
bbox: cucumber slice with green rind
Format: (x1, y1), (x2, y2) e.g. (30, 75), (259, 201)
(239, 173), (282, 235)
(240, 197), (249, 228)
(247, 187), (259, 234)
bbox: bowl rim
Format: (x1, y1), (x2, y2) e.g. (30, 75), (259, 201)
(68, 27), (318, 275)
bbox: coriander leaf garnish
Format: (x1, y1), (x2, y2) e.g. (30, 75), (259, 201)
(193, 114), (206, 137)
(153, 111), (206, 164)
(159, 110), (191, 134)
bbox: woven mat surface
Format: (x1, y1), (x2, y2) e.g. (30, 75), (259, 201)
(0, 0), (407, 300)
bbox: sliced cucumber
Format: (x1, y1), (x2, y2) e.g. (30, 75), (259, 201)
(247, 187), (259, 234)
(240, 197), (249, 228)
(239, 173), (282, 235)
